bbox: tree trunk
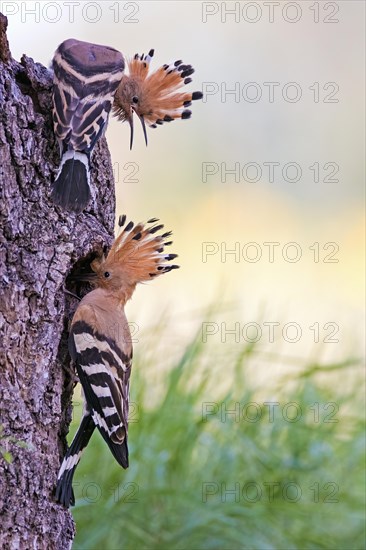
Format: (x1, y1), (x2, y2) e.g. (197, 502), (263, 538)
(0, 15), (116, 548)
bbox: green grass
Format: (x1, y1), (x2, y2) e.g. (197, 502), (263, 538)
(70, 325), (365, 550)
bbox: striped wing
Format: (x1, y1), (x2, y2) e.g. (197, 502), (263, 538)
(69, 317), (131, 468)
(52, 39), (125, 154)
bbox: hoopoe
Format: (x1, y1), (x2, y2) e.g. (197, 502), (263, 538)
(52, 38), (125, 213)
(55, 216), (179, 508)
(52, 41), (202, 212)
(113, 49), (203, 149)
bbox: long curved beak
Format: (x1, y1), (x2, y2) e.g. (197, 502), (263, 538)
(128, 113), (134, 150)
(129, 108), (148, 149)
(69, 271), (97, 282)
(137, 113), (148, 147)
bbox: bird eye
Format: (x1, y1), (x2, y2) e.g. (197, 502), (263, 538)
(132, 96), (139, 104)
(104, 272), (110, 278)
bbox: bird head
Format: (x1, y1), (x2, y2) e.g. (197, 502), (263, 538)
(112, 74), (148, 150)
(113, 49), (203, 149)
(78, 215), (179, 304)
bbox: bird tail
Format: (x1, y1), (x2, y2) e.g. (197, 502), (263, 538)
(90, 409), (129, 469)
(92, 215), (179, 286)
(52, 150), (91, 213)
(55, 412), (95, 508)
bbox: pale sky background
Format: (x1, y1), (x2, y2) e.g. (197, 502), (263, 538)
(4, 1), (365, 382)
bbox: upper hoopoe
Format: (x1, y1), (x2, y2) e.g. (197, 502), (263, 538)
(55, 216), (179, 507)
(52, 41), (202, 212)
(52, 39), (125, 213)
(113, 49), (203, 149)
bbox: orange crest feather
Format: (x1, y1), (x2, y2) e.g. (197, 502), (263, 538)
(91, 215), (179, 302)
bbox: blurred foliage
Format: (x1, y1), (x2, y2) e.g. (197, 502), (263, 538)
(70, 324), (365, 550)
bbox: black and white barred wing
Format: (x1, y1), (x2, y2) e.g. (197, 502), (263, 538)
(69, 316), (132, 468)
(52, 39), (125, 212)
(55, 312), (131, 507)
(52, 39), (125, 153)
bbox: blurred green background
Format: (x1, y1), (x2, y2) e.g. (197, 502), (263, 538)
(70, 328), (364, 550)
(6, 1), (365, 548)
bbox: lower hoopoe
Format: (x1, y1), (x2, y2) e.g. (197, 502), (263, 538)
(55, 215), (179, 507)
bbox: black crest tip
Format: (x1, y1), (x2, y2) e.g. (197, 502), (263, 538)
(181, 68), (194, 79)
(164, 264), (180, 273)
(192, 91), (203, 101)
(118, 214), (126, 227)
(149, 224), (164, 234)
(181, 110), (192, 120)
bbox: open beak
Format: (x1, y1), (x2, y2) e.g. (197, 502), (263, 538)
(129, 108), (148, 149)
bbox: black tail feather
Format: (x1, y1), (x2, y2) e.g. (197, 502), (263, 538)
(52, 152), (91, 213)
(55, 413), (96, 508)
(95, 424), (129, 469)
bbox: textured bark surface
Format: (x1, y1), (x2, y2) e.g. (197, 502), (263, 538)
(0, 15), (116, 549)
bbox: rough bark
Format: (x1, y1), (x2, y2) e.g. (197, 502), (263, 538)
(0, 15), (116, 549)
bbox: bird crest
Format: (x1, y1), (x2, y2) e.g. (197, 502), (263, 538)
(113, 49), (203, 149)
(89, 215), (179, 302)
